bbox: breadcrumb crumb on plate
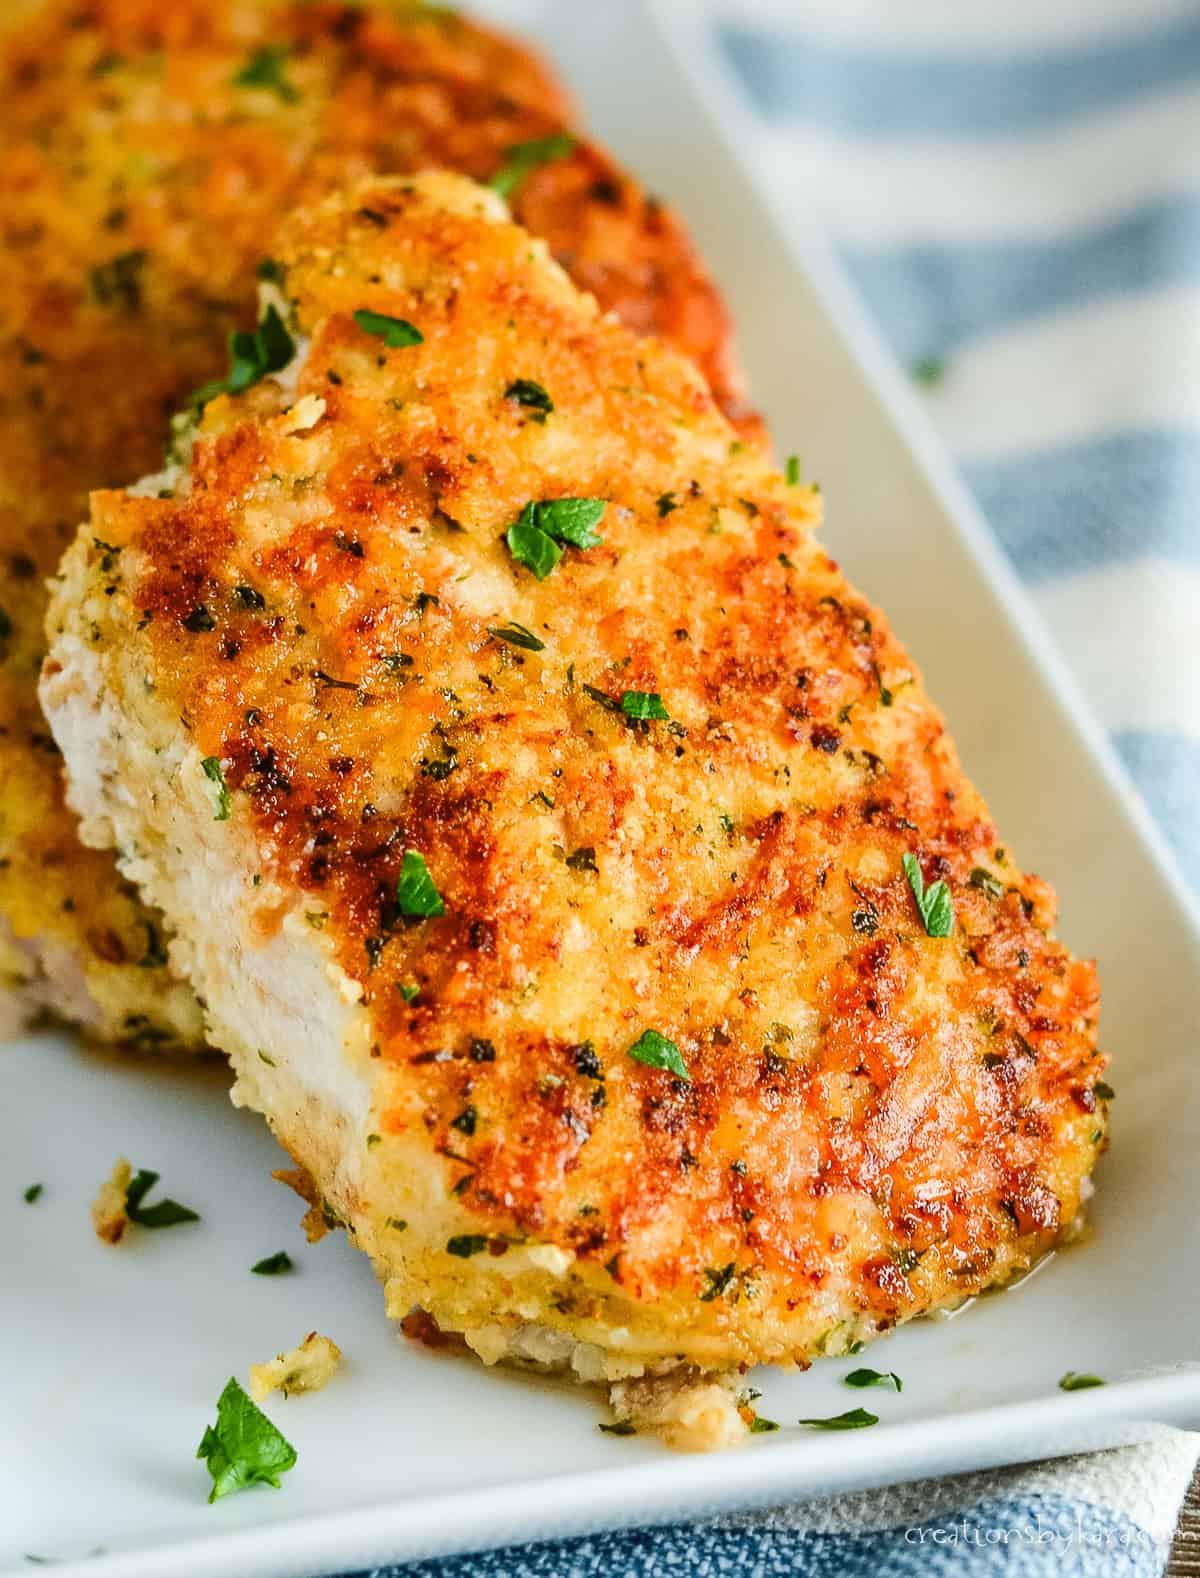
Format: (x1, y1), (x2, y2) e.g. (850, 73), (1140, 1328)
(248, 1333), (342, 1404)
(90, 1157), (132, 1245)
(609, 1372), (748, 1452)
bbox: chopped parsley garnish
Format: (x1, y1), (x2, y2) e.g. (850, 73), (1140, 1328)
(901, 853), (953, 938)
(968, 866), (1005, 900)
(201, 757), (231, 821)
(256, 258), (285, 285)
(396, 850), (444, 918)
(183, 605), (216, 633)
(844, 1367), (902, 1392)
(197, 1378), (297, 1503)
(88, 249), (146, 311)
(1059, 1372), (1105, 1391)
(251, 1252), (294, 1276)
(573, 1041), (603, 1079)
(450, 1106), (478, 1136)
(1094, 1080), (1115, 1101)
(656, 492), (679, 517)
(191, 304), (295, 410)
(912, 356), (946, 387)
(23, 1183), (42, 1204)
(229, 305), (295, 393)
(233, 583), (266, 610)
(506, 513), (562, 581)
(487, 621), (544, 652)
(124, 1169), (199, 1228)
(488, 132), (576, 199)
(699, 1263), (735, 1302)
(446, 1234), (488, 1258)
(535, 497), (607, 548)
(598, 1420), (636, 1435)
(627, 1028), (690, 1082)
(620, 690), (669, 722)
(353, 309), (424, 349)
(422, 741), (458, 781)
(749, 1415), (779, 1433)
(505, 498), (606, 579)
(232, 45), (298, 103)
(505, 379), (553, 420)
(582, 683), (621, 713)
(785, 455), (801, 486)
(798, 1408), (878, 1430)
(399, 984), (420, 1003)
(565, 846), (599, 873)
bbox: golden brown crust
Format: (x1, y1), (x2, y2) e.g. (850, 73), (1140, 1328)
(80, 176), (1107, 1344)
(0, 0), (755, 1038)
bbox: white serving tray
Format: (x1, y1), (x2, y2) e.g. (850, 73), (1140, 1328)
(4, 2), (1200, 1574)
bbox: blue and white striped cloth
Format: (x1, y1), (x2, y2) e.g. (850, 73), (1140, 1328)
(720, 0), (1200, 898)
(349, 4), (1200, 1572)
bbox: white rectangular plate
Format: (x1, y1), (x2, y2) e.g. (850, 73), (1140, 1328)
(4, 3), (1200, 1574)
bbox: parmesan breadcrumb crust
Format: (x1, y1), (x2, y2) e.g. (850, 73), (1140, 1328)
(42, 174), (1108, 1446)
(0, 0), (753, 1045)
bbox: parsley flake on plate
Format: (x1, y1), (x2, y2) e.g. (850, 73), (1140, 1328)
(251, 1252), (294, 1276)
(23, 1183), (42, 1204)
(627, 1028), (690, 1081)
(844, 1367), (902, 1392)
(125, 1168), (200, 1229)
(353, 309), (424, 349)
(1059, 1372), (1105, 1391)
(488, 132), (576, 198)
(395, 851), (444, 918)
(798, 1407), (878, 1430)
(197, 1378), (297, 1503)
(902, 853), (954, 938)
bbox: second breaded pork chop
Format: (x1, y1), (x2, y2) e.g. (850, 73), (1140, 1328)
(43, 173), (1108, 1440)
(0, 0), (754, 1044)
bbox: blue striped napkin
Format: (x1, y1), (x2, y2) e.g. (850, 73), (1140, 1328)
(347, 3), (1200, 1571)
(720, 0), (1200, 898)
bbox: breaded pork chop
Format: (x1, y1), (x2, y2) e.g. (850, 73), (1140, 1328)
(43, 174), (1108, 1439)
(0, 0), (753, 1044)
